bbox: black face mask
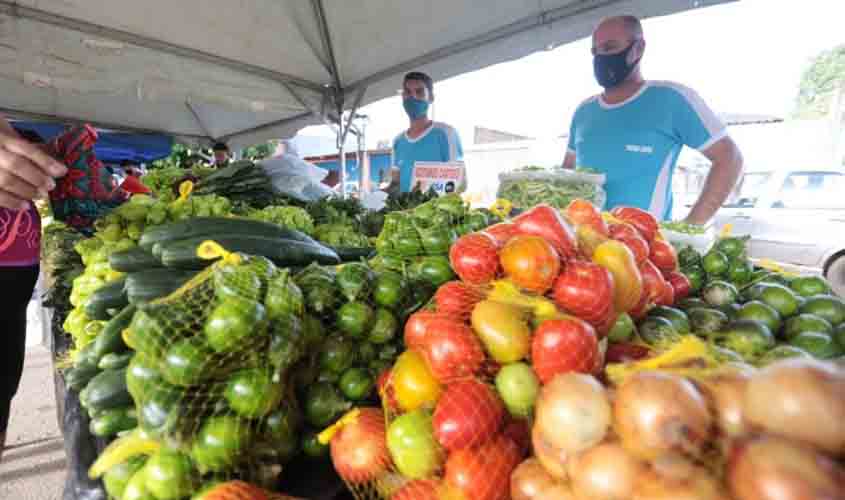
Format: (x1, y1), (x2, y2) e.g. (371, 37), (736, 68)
(593, 42), (639, 89)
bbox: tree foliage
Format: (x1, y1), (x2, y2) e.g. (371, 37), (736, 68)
(795, 45), (845, 120)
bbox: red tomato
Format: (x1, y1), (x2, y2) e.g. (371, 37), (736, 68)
(392, 480), (441, 500)
(649, 239), (678, 272)
(657, 277), (675, 307)
(566, 199), (609, 236)
(628, 286), (653, 320)
(330, 407), (390, 483)
(434, 281), (484, 320)
(502, 418), (532, 457)
(664, 271), (692, 301)
(483, 222), (517, 248)
(419, 318), (485, 383)
(551, 261), (614, 324)
(512, 204), (578, 260)
(593, 307), (618, 339)
(445, 434), (522, 500)
(433, 379), (504, 451)
(500, 236), (561, 294)
(611, 207), (659, 242)
(449, 233), (501, 285)
(376, 369), (398, 412)
(639, 260), (666, 306)
(531, 317), (599, 384)
(404, 310), (444, 350)
(576, 224), (609, 259)
(608, 222), (640, 240)
(605, 342), (653, 363)
(616, 235), (650, 265)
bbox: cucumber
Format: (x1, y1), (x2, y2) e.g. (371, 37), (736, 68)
(98, 352), (134, 370)
(93, 304), (135, 361)
(84, 368), (132, 413)
(65, 363), (101, 392)
(160, 235), (340, 270)
(126, 269), (198, 304)
(84, 277), (128, 320)
(139, 216), (319, 249)
(332, 246), (376, 262)
(109, 246), (162, 272)
(89, 406), (137, 437)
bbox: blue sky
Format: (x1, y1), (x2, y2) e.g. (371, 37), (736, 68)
(301, 0), (845, 149)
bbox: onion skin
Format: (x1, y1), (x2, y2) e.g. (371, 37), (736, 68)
(632, 461), (730, 500)
(535, 483), (577, 500)
(728, 435), (845, 500)
(330, 407), (391, 483)
(744, 359), (845, 456)
(614, 371), (712, 460)
(511, 458), (559, 500)
(532, 424), (570, 480)
(699, 371), (751, 438)
(535, 373), (611, 454)
(568, 441), (645, 500)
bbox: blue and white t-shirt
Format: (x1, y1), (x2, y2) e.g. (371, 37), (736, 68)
(392, 122), (463, 192)
(567, 81), (727, 220)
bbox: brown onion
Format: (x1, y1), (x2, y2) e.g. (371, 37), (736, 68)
(532, 424), (570, 480)
(633, 461), (730, 500)
(744, 359), (845, 456)
(614, 371), (712, 460)
(568, 441), (644, 500)
(535, 373), (611, 454)
(535, 483), (577, 500)
(728, 435), (845, 500)
(699, 371), (751, 438)
(511, 458), (559, 500)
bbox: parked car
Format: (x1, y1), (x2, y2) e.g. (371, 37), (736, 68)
(711, 168), (845, 296)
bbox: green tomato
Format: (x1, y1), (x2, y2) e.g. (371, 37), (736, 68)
(373, 272), (405, 309)
(304, 382), (351, 428)
(204, 298), (267, 353)
(495, 362), (540, 418)
(339, 367), (375, 401)
(319, 337), (356, 374)
(607, 313), (635, 342)
(369, 308), (398, 344)
(387, 409), (443, 479)
(301, 429), (329, 459)
(122, 467), (155, 500)
(143, 448), (197, 500)
(224, 368), (283, 418)
(160, 338), (214, 388)
(336, 301), (374, 338)
(191, 416), (252, 473)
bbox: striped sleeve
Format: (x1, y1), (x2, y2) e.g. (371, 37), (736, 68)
(664, 82), (728, 152)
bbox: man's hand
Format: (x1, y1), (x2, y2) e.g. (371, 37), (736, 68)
(684, 137), (743, 225)
(0, 129), (66, 210)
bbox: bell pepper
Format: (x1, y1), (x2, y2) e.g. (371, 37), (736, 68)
(593, 240), (644, 313)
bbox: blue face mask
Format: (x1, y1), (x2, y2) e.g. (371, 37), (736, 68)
(403, 97), (430, 120)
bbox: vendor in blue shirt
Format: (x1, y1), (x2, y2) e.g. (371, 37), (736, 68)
(392, 72), (464, 192)
(564, 16), (743, 224)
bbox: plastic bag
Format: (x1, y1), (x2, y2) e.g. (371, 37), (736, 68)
(260, 155), (333, 202)
(497, 168), (606, 210)
(661, 226), (715, 254)
(61, 386), (108, 500)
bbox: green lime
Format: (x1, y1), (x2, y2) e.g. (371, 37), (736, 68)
(783, 314), (833, 341)
(224, 368), (283, 418)
(369, 308), (399, 344)
(319, 337), (356, 374)
(759, 284), (801, 318)
(799, 295), (845, 327)
(374, 272), (405, 309)
(144, 448), (197, 500)
(339, 367), (375, 401)
(337, 301), (375, 338)
(160, 338), (213, 388)
(789, 331), (842, 359)
(204, 298), (267, 353)
(736, 301), (782, 335)
(607, 313), (635, 342)
(702, 250), (730, 277)
(789, 276), (832, 298)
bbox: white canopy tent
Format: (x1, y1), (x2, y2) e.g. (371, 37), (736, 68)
(0, 0), (731, 190)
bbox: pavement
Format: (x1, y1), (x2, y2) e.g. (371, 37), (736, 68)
(0, 281), (67, 500)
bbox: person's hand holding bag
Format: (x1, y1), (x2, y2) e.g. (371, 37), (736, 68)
(0, 119), (67, 209)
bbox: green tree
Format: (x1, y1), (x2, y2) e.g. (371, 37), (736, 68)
(795, 45), (845, 121)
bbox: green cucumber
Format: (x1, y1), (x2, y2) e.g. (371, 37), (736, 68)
(332, 246), (376, 262)
(84, 368), (132, 413)
(139, 216), (319, 249)
(109, 246), (162, 272)
(98, 352), (134, 371)
(89, 407), (137, 437)
(65, 363), (101, 392)
(159, 235), (340, 270)
(126, 269), (198, 304)
(84, 277), (128, 320)
(92, 304), (135, 361)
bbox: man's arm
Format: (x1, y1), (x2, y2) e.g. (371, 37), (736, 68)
(0, 115), (66, 209)
(684, 136), (743, 224)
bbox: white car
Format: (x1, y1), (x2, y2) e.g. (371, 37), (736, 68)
(712, 168), (845, 296)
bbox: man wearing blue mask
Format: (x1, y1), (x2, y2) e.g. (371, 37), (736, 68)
(392, 72), (464, 192)
(564, 16), (743, 224)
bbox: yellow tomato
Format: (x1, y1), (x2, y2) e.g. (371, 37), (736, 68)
(392, 350), (442, 412)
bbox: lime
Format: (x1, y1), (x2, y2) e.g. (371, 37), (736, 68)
(648, 306), (690, 334)
(204, 298), (267, 353)
(789, 331), (842, 359)
(144, 448), (197, 500)
(759, 284), (801, 318)
(224, 368), (283, 418)
(702, 250), (730, 277)
(782, 314), (833, 341)
(369, 308), (399, 344)
(607, 313), (635, 342)
(736, 301), (782, 335)
(799, 295), (845, 327)
(337, 301), (375, 338)
(789, 276), (831, 298)
(339, 367), (375, 401)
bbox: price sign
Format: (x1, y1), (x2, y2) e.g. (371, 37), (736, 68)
(411, 161), (466, 195)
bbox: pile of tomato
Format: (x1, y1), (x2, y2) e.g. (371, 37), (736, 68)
(321, 200), (701, 500)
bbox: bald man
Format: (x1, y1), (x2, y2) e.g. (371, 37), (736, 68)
(563, 16), (743, 224)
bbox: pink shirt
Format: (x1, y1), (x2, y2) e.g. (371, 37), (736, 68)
(0, 203), (41, 266)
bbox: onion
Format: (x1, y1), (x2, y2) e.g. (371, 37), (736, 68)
(633, 461), (729, 500)
(728, 435), (845, 500)
(744, 359), (845, 456)
(535, 483), (577, 500)
(532, 424), (570, 480)
(614, 371), (712, 460)
(699, 371), (751, 438)
(568, 441), (644, 500)
(511, 458), (559, 500)
(535, 373), (611, 454)
(329, 408), (391, 483)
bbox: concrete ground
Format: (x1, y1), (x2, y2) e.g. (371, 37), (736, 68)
(0, 279), (67, 500)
